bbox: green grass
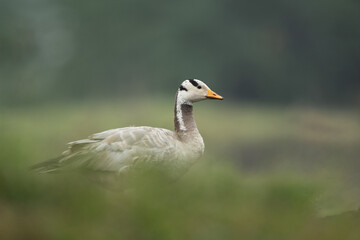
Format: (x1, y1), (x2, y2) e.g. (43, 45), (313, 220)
(1, 99), (360, 239)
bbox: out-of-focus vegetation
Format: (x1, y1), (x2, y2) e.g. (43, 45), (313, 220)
(0, 0), (359, 105)
(1, 100), (360, 239)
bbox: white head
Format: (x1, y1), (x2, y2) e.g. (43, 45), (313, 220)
(177, 79), (223, 104)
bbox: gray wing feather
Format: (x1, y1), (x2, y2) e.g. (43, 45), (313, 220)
(32, 127), (177, 173)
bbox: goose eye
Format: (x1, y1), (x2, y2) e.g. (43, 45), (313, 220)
(197, 86), (202, 89)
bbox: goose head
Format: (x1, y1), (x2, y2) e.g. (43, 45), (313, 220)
(177, 79), (223, 104)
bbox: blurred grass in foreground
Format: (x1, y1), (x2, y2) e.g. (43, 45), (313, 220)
(1, 99), (360, 240)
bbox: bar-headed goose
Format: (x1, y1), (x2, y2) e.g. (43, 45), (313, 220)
(33, 79), (223, 179)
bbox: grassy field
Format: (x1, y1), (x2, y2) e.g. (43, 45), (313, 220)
(1, 98), (360, 240)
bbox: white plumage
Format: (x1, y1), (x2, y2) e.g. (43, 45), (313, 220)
(32, 79), (223, 179)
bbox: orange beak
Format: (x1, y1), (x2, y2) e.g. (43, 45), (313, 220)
(206, 89), (223, 100)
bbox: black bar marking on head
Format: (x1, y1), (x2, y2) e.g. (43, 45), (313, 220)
(188, 79), (199, 87)
(179, 85), (188, 91)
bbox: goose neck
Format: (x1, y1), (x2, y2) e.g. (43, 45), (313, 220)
(174, 94), (198, 135)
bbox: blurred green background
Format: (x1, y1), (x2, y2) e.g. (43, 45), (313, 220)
(1, 0), (360, 239)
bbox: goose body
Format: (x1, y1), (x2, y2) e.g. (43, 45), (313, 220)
(33, 79), (223, 178)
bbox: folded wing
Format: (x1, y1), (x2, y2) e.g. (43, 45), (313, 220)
(32, 127), (178, 174)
